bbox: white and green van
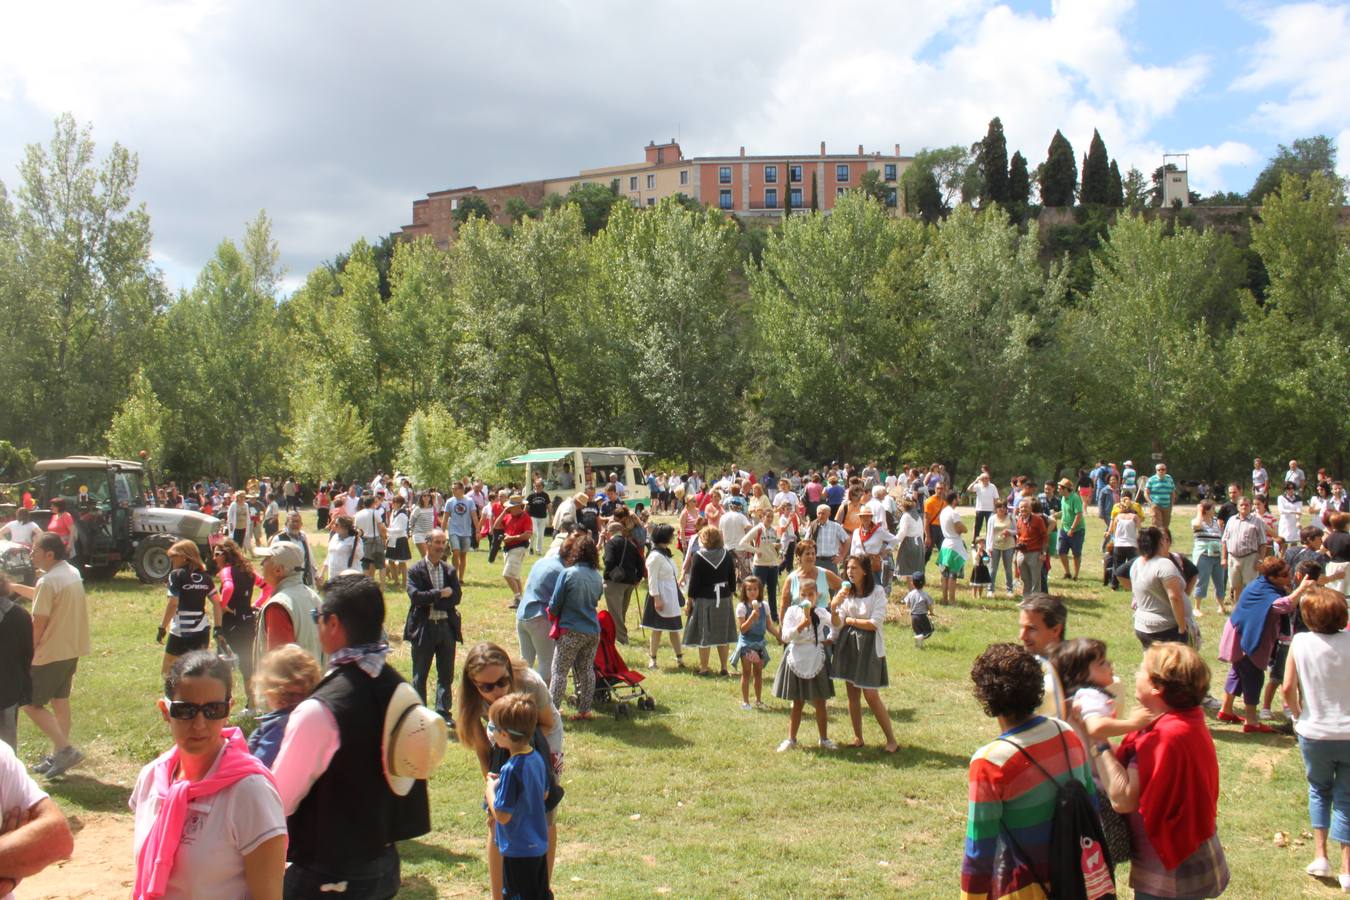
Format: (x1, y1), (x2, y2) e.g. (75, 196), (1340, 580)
(500, 447), (653, 509)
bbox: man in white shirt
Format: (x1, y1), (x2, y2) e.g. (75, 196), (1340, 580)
(1251, 457), (1269, 498)
(1285, 458), (1307, 493)
(966, 470), (1000, 541)
(719, 499), (752, 578)
(0, 740), (73, 897)
(1277, 483), (1303, 548)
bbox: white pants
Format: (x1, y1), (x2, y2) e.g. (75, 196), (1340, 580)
(530, 517), (546, 553)
(517, 615), (555, 687)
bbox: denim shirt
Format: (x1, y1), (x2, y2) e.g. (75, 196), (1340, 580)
(547, 564), (602, 635)
(519, 554), (566, 622)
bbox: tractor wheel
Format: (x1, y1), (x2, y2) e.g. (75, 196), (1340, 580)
(134, 535), (175, 583)
(85, 563), (124, 581)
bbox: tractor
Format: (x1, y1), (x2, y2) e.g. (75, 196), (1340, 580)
(24, 456), (222, 583)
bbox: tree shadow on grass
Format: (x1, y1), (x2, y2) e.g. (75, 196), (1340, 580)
(831, 739), (971, 770)
(401, 838), (478, 867)
(44, 772), (132, 813)
(1208, 726), (1294, 746)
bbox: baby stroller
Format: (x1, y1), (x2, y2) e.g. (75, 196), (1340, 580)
(593, 610), (655, 717)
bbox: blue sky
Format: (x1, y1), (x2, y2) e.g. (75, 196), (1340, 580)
(0, 0), (1345, 292)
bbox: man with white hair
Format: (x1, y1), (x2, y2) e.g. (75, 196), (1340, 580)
(966, 470), (1000, 540)
(254, 541), (323, 666)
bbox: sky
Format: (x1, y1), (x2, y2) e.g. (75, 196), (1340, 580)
(1, 0), (1347, 294)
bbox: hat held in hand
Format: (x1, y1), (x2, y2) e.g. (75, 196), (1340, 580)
(383, 682), (448, 796)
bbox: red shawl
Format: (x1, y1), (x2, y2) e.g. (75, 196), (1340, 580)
(1115, 706), (1219, 870)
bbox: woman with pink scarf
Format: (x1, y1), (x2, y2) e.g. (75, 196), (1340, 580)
(130, 651), (286, 899)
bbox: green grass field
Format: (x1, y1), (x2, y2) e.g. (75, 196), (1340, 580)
(13, 508), (1339, 898)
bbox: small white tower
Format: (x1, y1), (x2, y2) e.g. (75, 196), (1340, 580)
(1162, 153), (1190, 208)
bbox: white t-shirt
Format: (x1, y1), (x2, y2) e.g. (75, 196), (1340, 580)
(1291, 631), (1350, 741)
(0, 741), (48, 900)
(342, 494), (361, 517)
(0, 520), (41, 546)
(719, 510), (750, 548)
(354, 508), (383, 538)
(130, 744), (286, 900)
(972, 482), (1000, 512)
(772, 490), (799, 511)
(837, 586), (888, 657)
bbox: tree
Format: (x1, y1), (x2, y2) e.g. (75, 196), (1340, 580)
(909, 170), (944, 223)
(395, 405), (473, 488)
(858, 169), (890, 205)
(810, 171), (819, 211)
(1107, 159), (1124, 207)
(1250, 171), (1346, 330)
(0, 114), (166, 455)
(1038, 130), (1077, 206)
(1249, 135), (1345, 204)
(283, 377), (375, 481)
(977, 117), (1010, 207)
(1007, 151), (1031, 216)
(504, 197), (540, 223)
(452, 195), (492, 226)
(1122, 167), (1148, 210)
(105, 369), (166, 464)
(0, 441), (36, 482)
(563, 182), (625, 235)
(1080, 130), (1111, 204)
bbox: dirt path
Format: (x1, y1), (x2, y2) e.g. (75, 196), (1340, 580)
(21, 813), (135, 898)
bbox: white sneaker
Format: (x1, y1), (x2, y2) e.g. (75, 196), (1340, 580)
(985, 588), (994, 598)
(741, 702), (753, 711)
(1259, 708), (1275, 721)
(776, 739), (797, 753)
(1306, 857), (1333, 877)
(914, 635), (924, 648)
(647, 657), (657, 670)
(1339, 872), (1350, 892)
(818, 738), (838, 750)
(1202, 695), (1222, 710)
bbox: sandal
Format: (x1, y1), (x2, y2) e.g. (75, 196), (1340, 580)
(569, 712), (595, 722)
(696, 669), (712, 677)
(718, 669), (730, 678)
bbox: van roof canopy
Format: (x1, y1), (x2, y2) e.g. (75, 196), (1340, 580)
(498, 447), (652, 468)
(35, 456), (144, 472)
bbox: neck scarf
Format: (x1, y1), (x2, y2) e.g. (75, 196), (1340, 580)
(134, 727), (278, 899)
(1117, 706), (1218, 870)
(329, 641), (391, 678)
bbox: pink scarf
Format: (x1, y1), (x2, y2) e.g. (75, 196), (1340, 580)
(134, 727), (280, 899)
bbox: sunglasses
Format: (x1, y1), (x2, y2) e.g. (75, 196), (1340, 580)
(486, 720), (525, 740)
(473, 674), (512, 694)
(166, 699), (231, 720)
(309, 608), (332, 623)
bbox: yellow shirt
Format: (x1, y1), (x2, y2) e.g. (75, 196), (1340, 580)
(32, 560), (91, 665)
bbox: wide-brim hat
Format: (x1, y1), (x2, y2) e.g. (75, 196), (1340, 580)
(1057, 478), (1073, 489)
(383, 682), (448, 796)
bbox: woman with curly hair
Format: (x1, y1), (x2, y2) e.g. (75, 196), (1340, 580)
(961, 642), (1097, 899)
(547, 535), (603, 719)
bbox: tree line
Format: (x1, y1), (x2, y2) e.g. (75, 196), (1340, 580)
(1, 115), (1347, 488)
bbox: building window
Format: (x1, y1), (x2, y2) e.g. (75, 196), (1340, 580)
(836, 186), (846, 197)
(886, 188), (898, 207)
(647, 197), (656, 207)
(719, 190), (733, 210)
(884, 163), (897, 181)
(765, 188), (778, 209)
(719, 166), (732, 184)
(764, 165), (778, 184)
(789, 188), (802, 208)
(790, 165), (802, 183)
(679, 169), (689, 185)
(836, 164), (849, 182)
(629, 176), (637, 191)
(647, 174), (656, 189)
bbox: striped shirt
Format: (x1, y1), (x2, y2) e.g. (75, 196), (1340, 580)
(962, 717), (1096, 900)
(1144, 474), (1176, 508)
(1221, 513), (1266, 558)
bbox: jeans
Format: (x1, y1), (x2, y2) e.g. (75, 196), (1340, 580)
(410, 620), (457, 716)
(285, 845), (400, 899)
(753, 564), (780, 623)
(530, 517), (546, 554)
(1195, 553), (1226, 600)
(1111, 546), (1138, 589)
(1298, 735), (1350, 843)
(550, 630), (600, 715)
(517, 615), (555, 687)
(988, 547), (1015, 591)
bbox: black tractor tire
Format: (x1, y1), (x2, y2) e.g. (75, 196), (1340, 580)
(134, 534), (176, 583)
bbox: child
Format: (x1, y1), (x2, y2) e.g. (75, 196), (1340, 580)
(248, 644), (322, 766)
(904, 572), (935, 648)
(1049, 638), (1153, 752)
(732, 576), (781, 710)
(486, 692), (553, 900)
(969, 548), (992, 599)
(771, 579), (836, 752)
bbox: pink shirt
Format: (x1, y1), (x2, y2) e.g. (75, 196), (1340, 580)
(270, 697), (339, 815)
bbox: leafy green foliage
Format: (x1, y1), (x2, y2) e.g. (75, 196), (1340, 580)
(562, 181), (625, 235)
(283, 377), (375, 481)
(1039, 130), (1077, 206)
(1007, 151), (1031, 220)
(395, 405), (472, 488)
(1107, 159), (1124, 208)
(1080, 130), (1111, 205)
(0, 441), (36, 482)
(977, 117), (1009, 207)
(451, 195), (492, 226)
(857, 169), (890, 204)
(105, 369), (165, 464)
(1249, 135), (1345, 204)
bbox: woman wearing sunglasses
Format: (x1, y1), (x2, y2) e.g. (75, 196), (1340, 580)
(456, 642), (564, 900)
(131, 650), (286, 899)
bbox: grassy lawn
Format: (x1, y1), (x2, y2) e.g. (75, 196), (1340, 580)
(14, 507), (1336, 897)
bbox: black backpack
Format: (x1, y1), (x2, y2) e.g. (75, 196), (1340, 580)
(997, 724), (1116, 900)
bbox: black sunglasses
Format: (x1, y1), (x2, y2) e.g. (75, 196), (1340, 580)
(309, 607), (332, 623)
(474, 675), (512, 694)
(166, 699), (231, 721)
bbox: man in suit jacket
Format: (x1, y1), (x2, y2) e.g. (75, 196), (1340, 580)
(405, 528), (462, 725)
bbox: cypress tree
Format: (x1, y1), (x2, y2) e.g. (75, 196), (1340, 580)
(978, 117), (1009, 207)
(1081, 129), (1111, 204)
(1008, 151), (1030, 211)
(810, 171), (819, 211)
(1039, 130), (1077, 207)
(1107, 159), (1124, 207)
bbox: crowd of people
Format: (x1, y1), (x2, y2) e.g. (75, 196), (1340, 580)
(3, 455), (1350, 897)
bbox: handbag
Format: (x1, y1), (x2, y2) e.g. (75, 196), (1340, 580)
(1097, 800), (1134, 867)
(361, 510), (386, 558)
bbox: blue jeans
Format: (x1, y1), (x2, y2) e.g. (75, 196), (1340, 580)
(1298, 735), (1350, 843)
(411, 619), (457, 717)
(1194, 553), (1226, 600)
(988, 547), (1015, 590)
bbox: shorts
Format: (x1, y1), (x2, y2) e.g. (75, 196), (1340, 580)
(1225, 656), (1266, 706)
(1058, 530), (1085, 558)
(502, 854), (550, 900)
(448, 534), (473, 553)
(166, 630), (210, 658)
(502, 546), (527, 578)
(29, 658), (79, 706)
(1269, 641), (1291, 683)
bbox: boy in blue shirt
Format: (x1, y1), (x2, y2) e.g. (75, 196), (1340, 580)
(486, 693), (552, 899)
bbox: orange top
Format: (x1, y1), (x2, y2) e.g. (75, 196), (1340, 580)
(924, 494), (945, 528)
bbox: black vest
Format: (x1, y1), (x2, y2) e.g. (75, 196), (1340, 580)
(286, 664), (431, 869)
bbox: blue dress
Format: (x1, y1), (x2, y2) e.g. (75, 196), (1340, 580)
(730, 600), (771, 667)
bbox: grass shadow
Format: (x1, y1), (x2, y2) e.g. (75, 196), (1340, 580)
(1208, 728), (1293, 746)
(43, 772), (131, 813)
(569, 711), (695, 749)
(401, 838), (478, 867)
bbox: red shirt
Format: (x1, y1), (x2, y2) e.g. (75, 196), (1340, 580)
(501, 510), (532, 548)
(47, 511), (74, 539)
(1016, 514), (1048, 553)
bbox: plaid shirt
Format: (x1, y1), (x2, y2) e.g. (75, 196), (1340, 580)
(1222, 513), (1266, 558)
(427, 561), (450, 620)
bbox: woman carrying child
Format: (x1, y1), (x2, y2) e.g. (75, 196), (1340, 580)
(772, 578), (836, 752)
(829, 555), (900, 752)
(732, 576), (780, 710)
(248, 644), (322, 767)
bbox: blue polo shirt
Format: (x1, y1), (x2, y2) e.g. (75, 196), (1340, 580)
(493, 749), (550, 858)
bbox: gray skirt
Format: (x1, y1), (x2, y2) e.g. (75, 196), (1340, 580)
(683, 594), (737, 647)
(831, 627), (889, 689)
(772, 654), (834, 702)
(641, 593), (683, 633)
(895, 537), (924, 580)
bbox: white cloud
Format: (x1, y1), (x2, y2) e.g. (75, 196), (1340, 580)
(1233, 2), (1350, 134)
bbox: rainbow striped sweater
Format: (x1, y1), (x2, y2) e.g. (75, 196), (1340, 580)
(961, 716), (1097, 900)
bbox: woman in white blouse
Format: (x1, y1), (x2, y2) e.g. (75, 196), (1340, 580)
(641, 525), (685, 669)
(829, 555), (900, 752)
(319, 515), (359, 582)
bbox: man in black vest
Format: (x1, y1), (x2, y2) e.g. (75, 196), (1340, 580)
(271, 574), (442, 898)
